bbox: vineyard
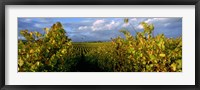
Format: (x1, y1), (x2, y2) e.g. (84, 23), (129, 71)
(18, 20), (182, 72)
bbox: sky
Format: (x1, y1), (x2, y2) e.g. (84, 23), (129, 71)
(18, 17), (182, 42)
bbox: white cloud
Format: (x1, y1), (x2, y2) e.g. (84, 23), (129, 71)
(18, 36), (25, 40)
(78, 26), (88, 30)
(91, 19), (105, 31)
(34, 23), (42, 28)
(130, 18), (137, 21)
(145, 19), (152, 23)
(164, 23), (171, 27)
(91, 26), (102, 31)
(153, 18), (168, 21)
(145, 18), (170, 23)
(39, 19), (48, 23)
(21, 18), (32, 23)
(81, 20), (93, 23)
(122, 23), (129, 27)
(93, 19), (105, 26)
(136, 24), (144, 29)
(106, 20), (120, 30)
(91, 19), (120, 31)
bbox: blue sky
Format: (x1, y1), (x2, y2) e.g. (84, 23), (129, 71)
(18, 17), (182, 42)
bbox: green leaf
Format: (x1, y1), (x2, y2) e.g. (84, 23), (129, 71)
(150, 54), (156, 60)
(26, 54), (30, 58)
(51, 59), (57, 66)
(176, 60), (182, 69)
(149, 24), (154, 31)
(150, 64), (154, 67)
(142, 61), (146, 65)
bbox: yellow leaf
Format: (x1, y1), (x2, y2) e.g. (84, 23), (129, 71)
(30, 49), (34, 53)
(36, 61), (40, 66)
(159, 53), (165, 57)
(171, 63), (177, 71)
(18, 58), (24, 67)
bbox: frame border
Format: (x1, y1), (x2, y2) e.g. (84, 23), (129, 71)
(0, 0), (199, 90)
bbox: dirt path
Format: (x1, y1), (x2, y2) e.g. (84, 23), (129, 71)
(76, 53), (103, 72)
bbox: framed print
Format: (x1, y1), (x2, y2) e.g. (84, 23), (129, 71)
(0, 0), (199, 90)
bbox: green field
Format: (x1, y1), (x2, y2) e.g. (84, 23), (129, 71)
(72, 42), (110, 55)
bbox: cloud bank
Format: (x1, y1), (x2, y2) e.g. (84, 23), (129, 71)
(18, 17), (182, 42)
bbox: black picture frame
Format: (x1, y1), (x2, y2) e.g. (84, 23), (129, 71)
(0, 0), (199, 90)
